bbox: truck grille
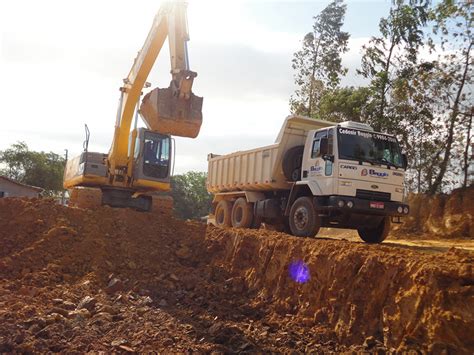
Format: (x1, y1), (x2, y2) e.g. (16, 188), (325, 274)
(356, 189), (391, 201)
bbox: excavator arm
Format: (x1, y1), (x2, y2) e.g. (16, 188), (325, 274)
(108, 0), (202, 177)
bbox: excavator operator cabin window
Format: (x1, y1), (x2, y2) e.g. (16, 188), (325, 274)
(143, 132), (171, 179)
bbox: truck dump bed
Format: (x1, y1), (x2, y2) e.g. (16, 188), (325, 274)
(207, 115), (333, 193)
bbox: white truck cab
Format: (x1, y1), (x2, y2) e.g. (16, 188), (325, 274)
(301, 121), (406, 203)
(207, 116), (409, 243)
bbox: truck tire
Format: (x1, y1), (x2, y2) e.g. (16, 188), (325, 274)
(215, 200), (232, 227)
(357, 217), (390, 243)
(282, 145), (304, 181)
(231, 197), (253, 228)
(289, 197), (320, 237)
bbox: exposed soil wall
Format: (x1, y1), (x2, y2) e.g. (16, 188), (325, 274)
(0, 198), (473, 353)
(391, 187), (474, 239)
(207, 227), (474, 352)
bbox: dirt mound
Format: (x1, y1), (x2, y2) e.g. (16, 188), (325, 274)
(1, 198), (473, 353)
(0, 198), (211, 352)
(391, 187), (474, 239)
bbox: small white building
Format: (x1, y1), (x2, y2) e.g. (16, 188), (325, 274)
(0, 176), (43, 198)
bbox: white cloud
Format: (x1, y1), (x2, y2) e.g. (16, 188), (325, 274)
(341, 36), (371, 87)
(189, 1), (301, 54)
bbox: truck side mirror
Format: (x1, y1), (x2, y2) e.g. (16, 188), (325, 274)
(402, 153), (408, 170)
(319, 137), (328, 156)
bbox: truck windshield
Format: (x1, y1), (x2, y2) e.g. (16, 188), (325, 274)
(337, 127), (402, 168)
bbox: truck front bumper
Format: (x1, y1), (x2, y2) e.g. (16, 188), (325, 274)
(324, 196), (409, 217)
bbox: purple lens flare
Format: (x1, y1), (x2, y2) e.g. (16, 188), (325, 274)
(289, 260), (310, 283)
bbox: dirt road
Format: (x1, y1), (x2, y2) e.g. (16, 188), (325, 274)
(317, 228), (474, 253)
(0, 198), (473, 353)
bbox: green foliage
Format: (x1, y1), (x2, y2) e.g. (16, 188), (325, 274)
(358, 0), (429, 131)
(318, 87), (376, 123)
(379, 0), (473, 193)
(0, 142), (65, 196)
(424, 0), (473, 193)
(290, 0), (350, 117)
(390, 62), (444, 192)
(297, 0), (472, 193)
(170, 171), (212, 220)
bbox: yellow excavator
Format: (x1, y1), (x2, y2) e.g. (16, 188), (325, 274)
(64, 0), (202, 211)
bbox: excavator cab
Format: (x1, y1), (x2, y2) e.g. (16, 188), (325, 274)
(131, 128), (173, 190)
(100, 128), (173, 212)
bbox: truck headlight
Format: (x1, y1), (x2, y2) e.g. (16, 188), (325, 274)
(397, 206), (403, 214)
(403, 207), (409, 214)
(340, 181), (352, 186)
(395, 187), (404, 193)
(337, 200), (345, 208)
(347, 201), (354, 208)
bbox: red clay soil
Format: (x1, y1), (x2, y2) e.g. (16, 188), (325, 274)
(391, 186), (474, 239)
(0, 198), (473, 353)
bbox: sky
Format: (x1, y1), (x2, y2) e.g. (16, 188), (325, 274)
(0, 0), (393, 174)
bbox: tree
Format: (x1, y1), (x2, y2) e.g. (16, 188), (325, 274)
(318, 86), (376, 122)
(290, 0), (349, 117)
(461, 111), (473, 187)
(358, 0), (429, 132)
(426, 0), (473, 194)
(390, 62), (444, 192)
(0, 142), (65, 196)
(170, 171), (212, 220)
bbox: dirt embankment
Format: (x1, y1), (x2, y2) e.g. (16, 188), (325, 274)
(392, 187), (474, 239)
(209, 227), (474, 353)
(0, 198), (473, 353)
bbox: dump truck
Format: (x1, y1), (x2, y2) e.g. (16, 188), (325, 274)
(63, 1), (203, 211)
(207, 115), (409, 243)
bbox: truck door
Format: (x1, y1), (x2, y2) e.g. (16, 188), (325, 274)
(302, 129), (334, 194)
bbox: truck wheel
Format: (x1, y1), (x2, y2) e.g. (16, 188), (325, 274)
(231, 197), (253, 228)
(357, 217), (390, 243)
(215, 200), (232, 227)
(282, 145), (304, 181)
(289, 197), (320, 237)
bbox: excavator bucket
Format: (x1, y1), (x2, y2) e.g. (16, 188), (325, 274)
(139, 87), (203, 138)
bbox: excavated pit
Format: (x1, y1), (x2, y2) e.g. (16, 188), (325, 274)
(0, 198), (473, 353)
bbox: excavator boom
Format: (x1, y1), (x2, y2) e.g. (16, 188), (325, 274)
(64, 1), (202, 211)
(109, 0), (202, 174)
